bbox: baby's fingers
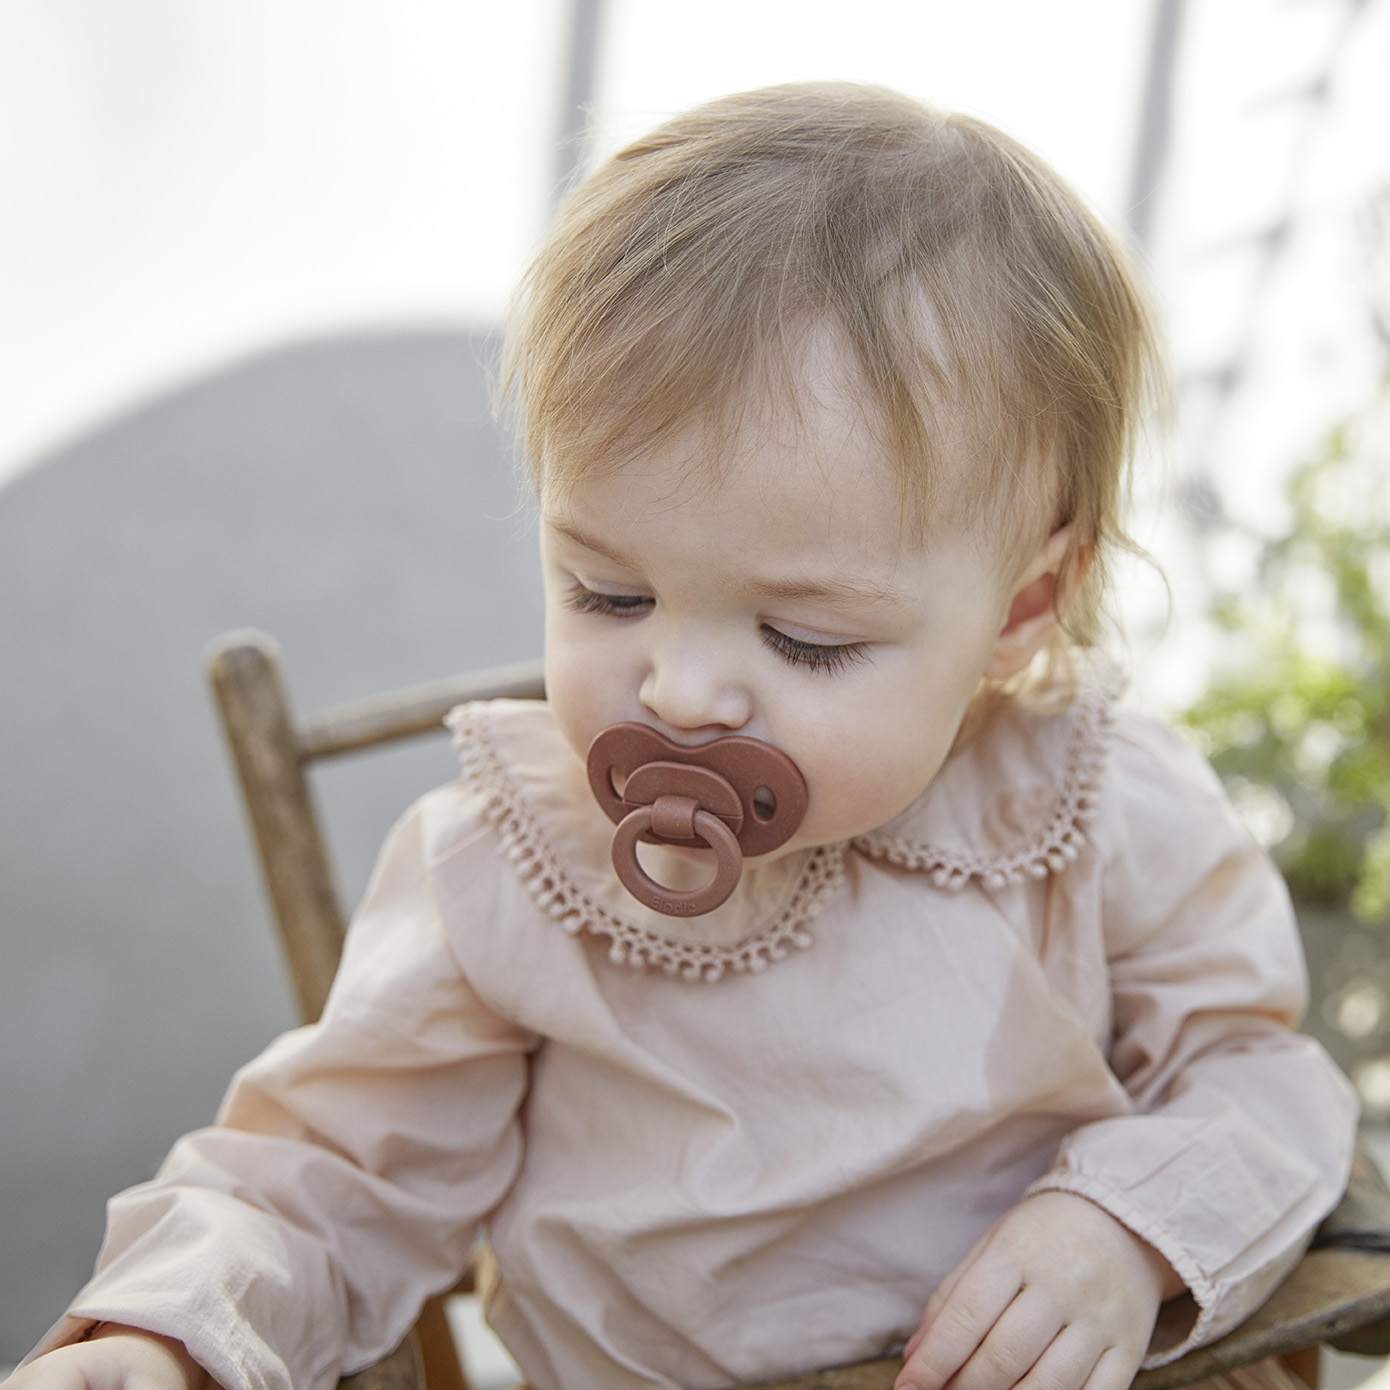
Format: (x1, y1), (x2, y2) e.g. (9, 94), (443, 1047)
(1006, 1327), (1105, 1390)
(904, 1227), (995, 1362)
(901, 1288), (1070, 1390)
(895, 1273), (1023, 1390)
(1017, 1332), (1142, 1390)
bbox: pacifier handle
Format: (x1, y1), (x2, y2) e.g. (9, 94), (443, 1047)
(586, 723), (808, 917)
(610, 799), (744, 917)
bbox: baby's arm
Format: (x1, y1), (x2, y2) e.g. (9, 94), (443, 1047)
(3, 1327), (208, 1390)
(897, 715), (1358, 1390)
(896, 1192), (1184, 1390)
(14, 791), (533, 1390)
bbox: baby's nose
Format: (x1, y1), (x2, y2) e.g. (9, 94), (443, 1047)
(638, 645), (751, 734)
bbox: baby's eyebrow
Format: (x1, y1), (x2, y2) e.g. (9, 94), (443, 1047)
(548, 519), (631, 565)
(747, 575), (906, 607)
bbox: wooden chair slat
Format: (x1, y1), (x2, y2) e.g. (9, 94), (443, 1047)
(339, 1335), (425, 1390)
(207, 631), (346, 1023)
(299, 660), (546, 761)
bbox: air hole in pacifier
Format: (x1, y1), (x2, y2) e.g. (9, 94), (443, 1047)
(608, 768), (628, 797)
(753, 786), (776, 821)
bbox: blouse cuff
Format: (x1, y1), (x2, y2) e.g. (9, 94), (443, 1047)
(1024, 1169), (1235, 1367)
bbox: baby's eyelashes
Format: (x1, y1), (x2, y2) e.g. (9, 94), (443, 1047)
(760, 626), (872, 676)
(565, 580), (873, 677)
(564, 582), (653, 617)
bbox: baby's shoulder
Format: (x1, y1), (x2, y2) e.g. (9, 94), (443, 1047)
(358, 729), (580, 1014)
(409, 696), (570, 869)
(359, 699), (562, 922)
(1100, 704), (1250, 856)
(411, 775), (503, 867)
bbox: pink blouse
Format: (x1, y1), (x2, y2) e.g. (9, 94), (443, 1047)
(31, 678), (1358, 1390)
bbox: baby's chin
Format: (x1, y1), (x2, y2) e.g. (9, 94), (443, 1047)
(794, 783), (933, 848)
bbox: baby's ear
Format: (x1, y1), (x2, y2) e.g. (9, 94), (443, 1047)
(984, 526), (1086, 680)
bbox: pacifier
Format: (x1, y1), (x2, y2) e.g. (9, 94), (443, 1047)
(586, 723), (808, 917)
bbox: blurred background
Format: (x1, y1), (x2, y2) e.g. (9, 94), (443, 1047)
(2, 0), (1388, 1382)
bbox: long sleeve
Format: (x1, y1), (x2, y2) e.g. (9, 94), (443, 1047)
(27, 791), (537, 1390)
(1027, 714), (1359, 1364)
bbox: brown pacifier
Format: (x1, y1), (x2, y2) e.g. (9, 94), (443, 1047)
(586, 723), (808, 917)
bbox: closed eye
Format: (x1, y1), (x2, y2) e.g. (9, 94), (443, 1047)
(565, 581), (653, 617)
(761, 625), (871, 676)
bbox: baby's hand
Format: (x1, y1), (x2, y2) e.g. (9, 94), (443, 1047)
(897, 1191), (1184, 1390)
(1, 1327), (208, 1390)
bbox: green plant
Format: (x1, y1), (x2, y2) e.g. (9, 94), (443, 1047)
(1179, 382), (1390, 923)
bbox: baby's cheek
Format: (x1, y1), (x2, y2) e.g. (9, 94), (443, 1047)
(801, 758), (917, 841)
(814, 733), (948, 839)
(544, 645), (613, 763)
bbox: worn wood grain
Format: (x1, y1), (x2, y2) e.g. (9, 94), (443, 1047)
(207, 631), (346, 1023)
(340, 1335), (424, 1390)
(299, 659), (546, 760)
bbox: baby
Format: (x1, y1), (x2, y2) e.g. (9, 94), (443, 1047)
(8, 83), (1357, 1390)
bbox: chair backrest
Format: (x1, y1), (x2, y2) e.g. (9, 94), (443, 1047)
(206, 629), (544, 1025)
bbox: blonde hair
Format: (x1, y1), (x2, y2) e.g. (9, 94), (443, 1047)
(503, 82), (1167, 651)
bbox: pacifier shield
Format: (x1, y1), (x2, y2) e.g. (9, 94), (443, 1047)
(586, 723), (808, 917)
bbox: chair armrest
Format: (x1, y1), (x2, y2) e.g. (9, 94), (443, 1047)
(1315, 1144), (1390, 1255)
(1136, 1247), (1390, 1386)
(1311, 1142), (1390, 1354)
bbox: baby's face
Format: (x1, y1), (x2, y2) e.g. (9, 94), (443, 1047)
(539, 376), (1021, 860)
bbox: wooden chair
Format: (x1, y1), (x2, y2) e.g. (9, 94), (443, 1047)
(207, 628), (1390, 1390)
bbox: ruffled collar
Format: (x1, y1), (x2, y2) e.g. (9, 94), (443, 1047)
(447, 703), (846, 982)
(852, 673), (1114, 889)
(447, 671), (1115, 984)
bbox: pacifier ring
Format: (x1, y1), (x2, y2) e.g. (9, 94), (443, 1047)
(586, 723), (808, 918)
(610, 803), (743, 916)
